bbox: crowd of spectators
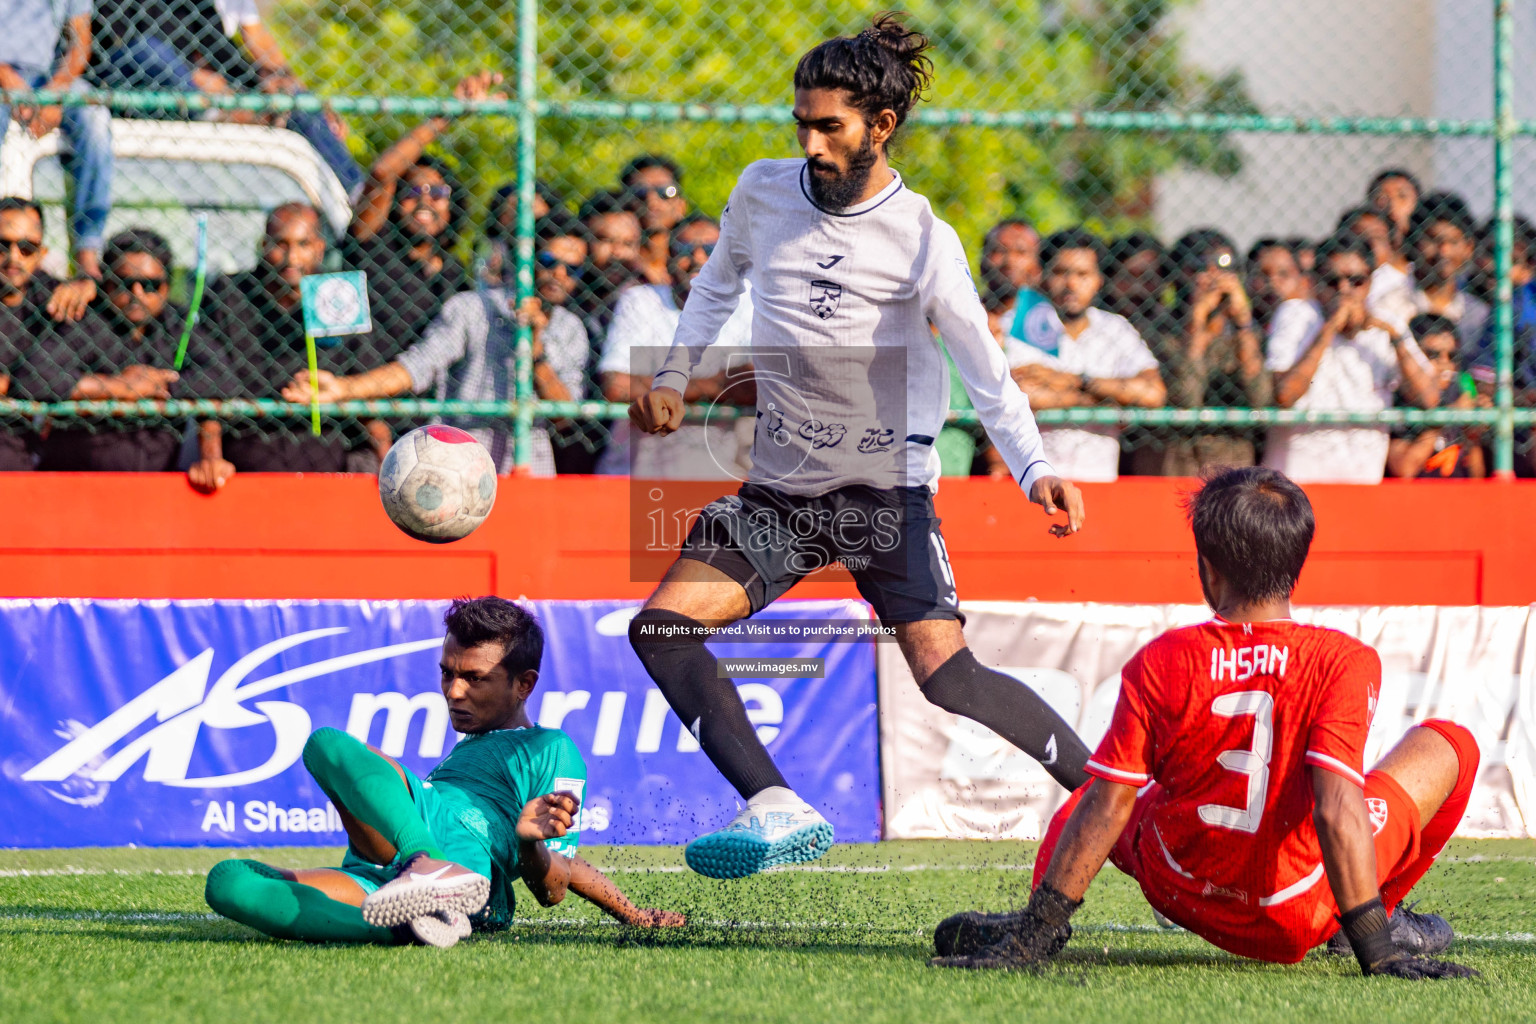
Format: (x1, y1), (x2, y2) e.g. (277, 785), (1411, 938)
(976, 167), (1520, 483)
(0, 5), (1528, 486)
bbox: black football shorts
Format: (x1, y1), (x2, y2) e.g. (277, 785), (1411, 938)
(678, 482), (961, 624)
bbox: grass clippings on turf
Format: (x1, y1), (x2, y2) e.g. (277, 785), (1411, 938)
(2, 839), (1532, 1024)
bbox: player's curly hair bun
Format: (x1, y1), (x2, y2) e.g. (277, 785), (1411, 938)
(795, 12), (934, 138)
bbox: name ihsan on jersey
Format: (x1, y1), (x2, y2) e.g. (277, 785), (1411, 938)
(1210, 644), (1291, 682)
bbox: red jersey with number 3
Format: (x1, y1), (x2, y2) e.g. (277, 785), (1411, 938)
(1086, 617), (1381, 949)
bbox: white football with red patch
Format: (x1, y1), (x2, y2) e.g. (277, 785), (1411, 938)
(378, 425), (498, 543)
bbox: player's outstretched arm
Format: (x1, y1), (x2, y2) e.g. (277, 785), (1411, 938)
(922, 224), (1084, 536)
(628, 386), (685, 436)
(1312, 768), (1479, 979)
(566, 855), (687, 928)
(1038, 778), (1135, 903)
(1011, 779), (1137, 958)
(515, 791), (580, 907)
(1028, 475), (1086, 538)
(932, 779), (1134, 968)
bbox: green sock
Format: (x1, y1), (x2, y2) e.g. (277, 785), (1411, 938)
(205, 859), (401, 944)
(301, 726), (446, 860)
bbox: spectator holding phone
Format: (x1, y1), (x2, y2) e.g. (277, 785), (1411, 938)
(1387, 313), (1488, 478)
(1132, 230), (1269, 475)
(1265, 233), (1440, 483)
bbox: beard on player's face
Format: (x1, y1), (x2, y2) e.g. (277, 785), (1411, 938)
(806, 125), (880, 211)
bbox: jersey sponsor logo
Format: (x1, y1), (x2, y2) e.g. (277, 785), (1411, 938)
(809, 279), (842, 319)
(857, 427), (895, 453)
(553, 776), (587, 833)
(1367, 796), (1390, 835)
(763, 407), (793, 447)
(798, 419), (846, 449)
(1200, 880), (1250, 902)
(815, 255), (845, 270)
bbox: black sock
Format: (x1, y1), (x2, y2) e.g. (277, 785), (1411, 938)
(628, 608), (789, 800)
(920, 648), (1090, 791)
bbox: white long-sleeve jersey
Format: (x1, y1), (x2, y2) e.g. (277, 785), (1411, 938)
(653, 158), (1056, 496)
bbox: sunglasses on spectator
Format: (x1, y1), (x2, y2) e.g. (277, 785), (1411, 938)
(670, 241), (716, 259)
(1, 237), (42, 257)
(631, 184), (680, 201)
(108, 274), (168, 292)
(536, 251), (583, 276)
(1421, 344), (1457, 361)
(401, 184), (453, 201)
(1322, 273), (1370, 288)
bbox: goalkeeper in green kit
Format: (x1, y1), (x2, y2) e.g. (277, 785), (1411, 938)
(204, 597), (684, 947)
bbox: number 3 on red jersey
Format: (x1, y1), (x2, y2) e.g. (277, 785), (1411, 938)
(1197, 690), (1274, 835)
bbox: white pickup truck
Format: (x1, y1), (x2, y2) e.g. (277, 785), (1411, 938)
(1, 117), (353, 280)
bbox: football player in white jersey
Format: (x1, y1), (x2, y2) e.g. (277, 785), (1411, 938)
(625, 15), (1089, 879)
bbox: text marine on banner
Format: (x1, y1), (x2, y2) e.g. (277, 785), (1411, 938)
(0, 598), (880, 847)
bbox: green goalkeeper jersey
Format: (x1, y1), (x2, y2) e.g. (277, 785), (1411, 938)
(422, 726), (587, 928)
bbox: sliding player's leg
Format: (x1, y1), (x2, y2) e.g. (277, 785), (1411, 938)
(205, 859), (404, 944)
(301, 728), (490, 927)
(206, 859), (472, 947)
(1372, 719), (1480, 907)
(1318, 720), (1480, 957)
(302, 727), (446, 862)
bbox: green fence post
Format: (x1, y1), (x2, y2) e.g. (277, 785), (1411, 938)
(1493, 0), (1516, 478)
(512, 0), (539, 472)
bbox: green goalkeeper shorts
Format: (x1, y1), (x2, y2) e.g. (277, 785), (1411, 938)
(335, 761), (496, 895)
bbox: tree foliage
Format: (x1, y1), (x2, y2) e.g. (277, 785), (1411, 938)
(270, 0), (1254, 255)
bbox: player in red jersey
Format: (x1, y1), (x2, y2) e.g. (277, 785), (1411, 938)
(930, 467), (1480, 979)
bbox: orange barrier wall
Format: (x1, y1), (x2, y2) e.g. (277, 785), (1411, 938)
(0, 474), (1528, 605)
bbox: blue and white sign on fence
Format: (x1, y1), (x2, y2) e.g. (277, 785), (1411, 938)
(0, 598), (879, 847)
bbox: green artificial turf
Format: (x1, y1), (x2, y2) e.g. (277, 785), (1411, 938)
(2, 840), (1532, 1024)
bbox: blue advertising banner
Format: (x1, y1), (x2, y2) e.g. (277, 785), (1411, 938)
(0, 598), (879, 847)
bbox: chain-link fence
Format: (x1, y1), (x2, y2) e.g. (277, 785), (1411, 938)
(0, 0), (1531, 482)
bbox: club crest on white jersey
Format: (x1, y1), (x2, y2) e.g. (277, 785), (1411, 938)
(809, 279), (842, 319)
